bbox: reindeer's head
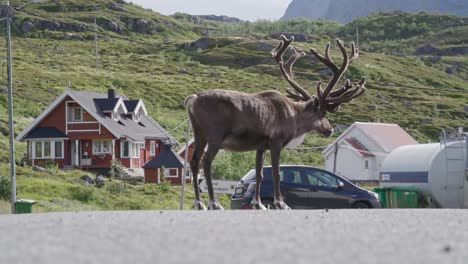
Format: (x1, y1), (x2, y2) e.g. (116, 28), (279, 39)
(270, 35), (367, 137)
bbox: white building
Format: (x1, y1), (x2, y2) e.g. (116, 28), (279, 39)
(323, 122), (418, 182)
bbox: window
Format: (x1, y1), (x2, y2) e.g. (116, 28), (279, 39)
(71, 107), (83, 122)
(132, 144), (141, 158)
(121, 141), (130, 157)
(364, 160), (369, 170)
(28, 142), (33, 158)
(93, 140), (111, 154)
(55, 141), (63, 158)
(164, 168), (178, 178)
(120, 141), (141, 158)
(31, 141), (64, 159)
(35, 142), (42, 158)
(150, 141), (156, 156)
(43, 142), (51, 158)
(282, 169), (303, 184)
(114, 106), (124, 121)
(303, 169), (339, 188)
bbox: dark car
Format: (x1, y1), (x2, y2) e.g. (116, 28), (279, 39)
(231, 165), (382, 209)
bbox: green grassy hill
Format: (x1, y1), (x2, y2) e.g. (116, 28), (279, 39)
(0, 1), (467, 211)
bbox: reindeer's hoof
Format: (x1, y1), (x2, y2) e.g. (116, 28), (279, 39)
(274, 199), (291, 210)
(208, 201), (224, 210)
(251, 200), (267, 210)
(193, 200), (207, 210)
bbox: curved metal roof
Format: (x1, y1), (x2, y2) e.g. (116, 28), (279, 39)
(381, 143), (449, 172)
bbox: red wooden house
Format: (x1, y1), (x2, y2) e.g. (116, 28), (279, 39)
(16, 88), (189, 184)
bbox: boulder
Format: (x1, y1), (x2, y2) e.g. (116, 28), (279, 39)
(209, 72), (221, 78)
(464, 106), (468, 113)
(107, 21), (122, 33)
(81, 175), (95, 185)
(415, 43), (441, 55)
(95, 175), (106, 187)
(61, 23), (87, 32)
(107, 2), (127, 12)
(135, 19), (150, 34)
(190, 37), (216, 50)
(21, 21), (34, 33)
(40, 21), (61, 30)
(32, 165), (53, 175)
(0, 86), (7, 94)
(178, 68), (190, 75)
(446, 66), (457, 74)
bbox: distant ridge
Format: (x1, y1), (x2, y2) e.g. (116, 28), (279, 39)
(282, 0), (468, 23)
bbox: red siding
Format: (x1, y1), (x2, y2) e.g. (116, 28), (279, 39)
(144, 168), (191, 185)
(37, 97), (68, 132)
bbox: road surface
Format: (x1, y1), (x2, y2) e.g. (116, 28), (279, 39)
(1, 209), (467, 264)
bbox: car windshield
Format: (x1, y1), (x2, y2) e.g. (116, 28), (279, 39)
(241, 169), (256, 182)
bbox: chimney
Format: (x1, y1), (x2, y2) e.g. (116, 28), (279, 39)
(108, 89), (116, 99)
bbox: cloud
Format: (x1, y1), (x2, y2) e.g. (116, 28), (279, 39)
(129, 0), (292, 21)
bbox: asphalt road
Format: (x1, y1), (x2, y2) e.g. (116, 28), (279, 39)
(1, 209), (467, 264)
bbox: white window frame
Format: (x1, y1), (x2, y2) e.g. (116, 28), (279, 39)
(164, 168), (179, 178)
(150, 141), (156, 156)
(93, 140), (111, 154)
(121, 141), (130, 158)
(132, 143), (141, 158)
(30, 140), (64, 159)
(71, 107), (83, 122)
(54, 141), (64, 159)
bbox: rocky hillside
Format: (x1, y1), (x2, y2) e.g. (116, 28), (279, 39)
(0, 0), (466, 177)
(282, 0), (468, 23)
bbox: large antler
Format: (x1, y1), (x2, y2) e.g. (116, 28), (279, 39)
(310, 39), (366, 110)
(270, 35), (311, 101)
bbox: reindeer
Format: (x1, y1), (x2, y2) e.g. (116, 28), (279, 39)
(185, 35), (367, 210)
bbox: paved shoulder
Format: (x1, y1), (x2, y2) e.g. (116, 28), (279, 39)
(0, 210), (467, 264)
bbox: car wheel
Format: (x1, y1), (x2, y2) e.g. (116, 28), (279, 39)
(353, 202), (370, 209)
(262, 200), (274, 210)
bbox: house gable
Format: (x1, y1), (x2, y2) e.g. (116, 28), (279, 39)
(323, 122), (417, 157)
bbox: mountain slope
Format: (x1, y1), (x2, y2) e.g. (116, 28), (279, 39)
(282, 0), (468, 23)
(0, 1), (466, 181)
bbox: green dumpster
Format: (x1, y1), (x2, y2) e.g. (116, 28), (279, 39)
(388, 186), (420, 208)
(15, 199), (36, 214)
(374, 187), (389, 208)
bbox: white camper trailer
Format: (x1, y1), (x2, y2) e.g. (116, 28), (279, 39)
(380, 133), (468, 208)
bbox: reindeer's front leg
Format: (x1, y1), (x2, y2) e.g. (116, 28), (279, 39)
(251, 149), (267, 210)
(270, 142), (290, 210)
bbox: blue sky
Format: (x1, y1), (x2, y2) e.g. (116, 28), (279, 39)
(129, 0), (292, 21)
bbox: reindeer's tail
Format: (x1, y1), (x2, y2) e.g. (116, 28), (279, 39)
(184, 94), (197, 111)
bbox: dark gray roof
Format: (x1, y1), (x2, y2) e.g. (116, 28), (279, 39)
(69, 90), (178, 144)
(124, 100), (139, 112)
(144, 145), (184, 169)
(94, 98), (119, 111)
(26, 127), (68, 139)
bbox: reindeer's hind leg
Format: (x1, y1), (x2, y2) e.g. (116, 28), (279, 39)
(203, 143), (223, 210)
(251, 149), (267, 210)
(191, 129), (207, 210)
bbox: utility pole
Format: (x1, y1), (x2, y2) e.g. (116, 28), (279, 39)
(333, 142), (338, 174)
(6, 1), (16, 214)
(180, 117), (191, 210)
(94, 17), (99, 71)
(356, 27), (359, 49)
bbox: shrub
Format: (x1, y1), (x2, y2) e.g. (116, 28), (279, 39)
(0, 175), (11, 200)
(106, 181), (127, 195)
(68, 186), (95, 203)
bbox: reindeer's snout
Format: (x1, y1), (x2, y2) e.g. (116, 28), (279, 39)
(323, 127), (334, 137)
